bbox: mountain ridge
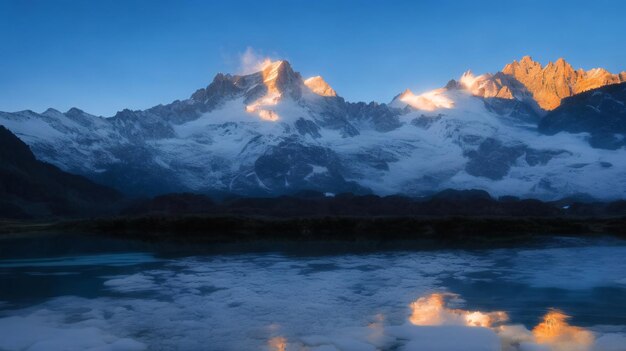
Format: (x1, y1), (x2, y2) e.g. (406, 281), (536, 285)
(1, 57), (625, 200)
(471, 56), (626, 110)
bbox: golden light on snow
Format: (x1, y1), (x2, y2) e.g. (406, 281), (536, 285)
(459, 70), (481, 90)
(245, 92), (281, 121)
(245, 60), (284, 121)
(457, 70), (516, 100)
(257, 110), (280, 121)
(257, 58), (274, 71)
(399, 88), (454, 111)
(304, 76), (337, 97)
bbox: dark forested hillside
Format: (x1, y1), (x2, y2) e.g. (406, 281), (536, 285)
(0, 126), (122, 218)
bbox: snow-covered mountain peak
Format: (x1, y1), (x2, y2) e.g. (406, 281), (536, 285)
(259, 60), (301, 95)
(186, 59), (308, 122)
(261, 60), (286, 78)
(459, 70), (480, 89)
(242, 60), (304, 122)
(390, 87), (455, 111)
(455, 70), (525, 101)
(42, 108), (62, 116)
(304, 76), (337, 97)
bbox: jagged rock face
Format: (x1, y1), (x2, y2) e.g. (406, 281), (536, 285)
(502, 56), (626, 110)
(464, 138), (569, 180)
(252, 137), (365, 194)
(260, 60), (303, 100)
(458, 71), (529, 101)
(453, 56), (626, 111)
(2, 58), (626, 200)
(482, 98), (541, 123)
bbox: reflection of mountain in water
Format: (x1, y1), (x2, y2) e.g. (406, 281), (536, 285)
(1, 236), (625, 351)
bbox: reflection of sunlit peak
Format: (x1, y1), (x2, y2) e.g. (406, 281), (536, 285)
(408, 294), (597, 351)
(532, 309), (594, 351)
(367, 313), (386, 344)
(368, 313), (386, 329)
(409, 293), (508, 328)
(268, 336), (287, 351)
(465, 310), (509, 328)
(409, 293), (450, 325)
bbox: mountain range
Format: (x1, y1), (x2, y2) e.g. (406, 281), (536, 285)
(1, 56), (626, 200)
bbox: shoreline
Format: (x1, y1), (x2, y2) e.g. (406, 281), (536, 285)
(2, 215), (625, 246)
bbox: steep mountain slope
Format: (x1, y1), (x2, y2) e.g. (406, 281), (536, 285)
(1, 58), (626, 200)
(0, 126), (121, 218)
(539, 82), (626, 149)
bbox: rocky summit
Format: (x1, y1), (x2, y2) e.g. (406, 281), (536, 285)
(462, 56), (626, 110)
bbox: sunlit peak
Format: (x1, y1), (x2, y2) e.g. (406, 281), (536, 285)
(304, 76), (337, 97)
(262, 60), (286, 77)
(398, 88), (454, 111)
(399, 88), (414, 98)
(244, 60), (286, 122)
(257, 58), (275, 71)
(459, 70), (480, 89)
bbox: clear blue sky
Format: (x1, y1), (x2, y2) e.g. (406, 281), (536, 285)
(1, 0), (625, 116)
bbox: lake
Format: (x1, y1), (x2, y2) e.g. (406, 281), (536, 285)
(0, 233), (625, 350)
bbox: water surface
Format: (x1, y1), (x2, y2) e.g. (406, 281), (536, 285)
(0, 234), (625, 350)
